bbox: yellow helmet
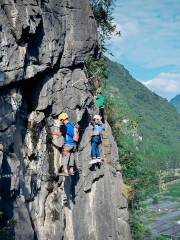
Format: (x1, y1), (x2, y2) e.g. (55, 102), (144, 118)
(58, 112), (69, 121)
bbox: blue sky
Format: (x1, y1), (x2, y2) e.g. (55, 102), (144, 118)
(106, 0), (180, 100)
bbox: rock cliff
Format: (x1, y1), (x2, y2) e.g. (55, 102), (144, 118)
(0, 0), (131, 239)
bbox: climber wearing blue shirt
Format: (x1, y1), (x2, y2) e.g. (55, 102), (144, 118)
(89, 115), (104, 165)
(49, 112), (79, 176)
(63, 122), (75, 145)
(58, 113), (76, 176)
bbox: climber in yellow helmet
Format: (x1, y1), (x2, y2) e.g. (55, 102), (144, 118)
(58, 113), (69, 121)
(49, 113), (79, 176)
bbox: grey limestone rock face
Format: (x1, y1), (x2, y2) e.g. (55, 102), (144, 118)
(0, 0), (131, 239)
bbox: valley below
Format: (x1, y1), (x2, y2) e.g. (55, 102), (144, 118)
(140, 180), (180, 239)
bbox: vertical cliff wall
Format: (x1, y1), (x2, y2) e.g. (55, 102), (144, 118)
(0, 0), (131, 239)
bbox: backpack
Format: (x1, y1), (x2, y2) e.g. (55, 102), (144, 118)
(68, 122), (79, 143)
(73, 126), (79, 142)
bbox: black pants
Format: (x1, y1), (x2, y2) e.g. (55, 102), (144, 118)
(99, 107), (105, 123)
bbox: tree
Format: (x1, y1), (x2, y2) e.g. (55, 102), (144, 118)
(89, 0), (120, 49)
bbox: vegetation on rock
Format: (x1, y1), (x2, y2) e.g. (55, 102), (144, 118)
(88, 1), (180, 239)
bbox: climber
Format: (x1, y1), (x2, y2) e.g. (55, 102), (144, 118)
(95, 87), (105, 123)
(58, 113), (79, 176)
(95, 78), (101, 89)
(49, 113), (79, 176)
(89, 114), (104, 165)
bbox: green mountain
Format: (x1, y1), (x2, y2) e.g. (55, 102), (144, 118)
(104, 59), (180, 170)
(170, 94), (180, 113)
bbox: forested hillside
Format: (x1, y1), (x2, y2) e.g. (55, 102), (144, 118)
(104, 59), (180, 171)
(170, 94), (180, 113)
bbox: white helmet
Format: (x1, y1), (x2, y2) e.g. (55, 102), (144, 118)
(93, 115), (102, 121)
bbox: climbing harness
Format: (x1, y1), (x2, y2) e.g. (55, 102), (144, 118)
(48, 131), (62, 136)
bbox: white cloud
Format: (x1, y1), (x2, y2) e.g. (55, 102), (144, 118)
(108, 21), (140, 44)
(108, 0), (180, 68)
(106, 20), (141, 60)
(142, 72), (180, 99)
(120, 21), (140, 38)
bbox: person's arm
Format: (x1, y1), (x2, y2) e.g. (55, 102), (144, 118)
(48, 132), (62, 136)
(94, 93), (98, 101)
(99, 124), (105, 135)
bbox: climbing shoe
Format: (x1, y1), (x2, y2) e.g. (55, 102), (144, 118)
(96, 158), (102, 163)
(89, 159), (97, 165)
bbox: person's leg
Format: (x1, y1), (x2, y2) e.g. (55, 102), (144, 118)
(91, 141), (97, 160)
(69, 149), (75, 167)
(53, 147), (61, 175)
(94, 141), (99, 159)
(95, 140), (103, 163)
(89, 141), (98, 164)
(96, 142), (101, 159)
(62, 145), (71, 174)
(69, 145), (75, 174)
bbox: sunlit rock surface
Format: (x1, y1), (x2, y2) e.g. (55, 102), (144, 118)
(0, 0), (131, 239)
